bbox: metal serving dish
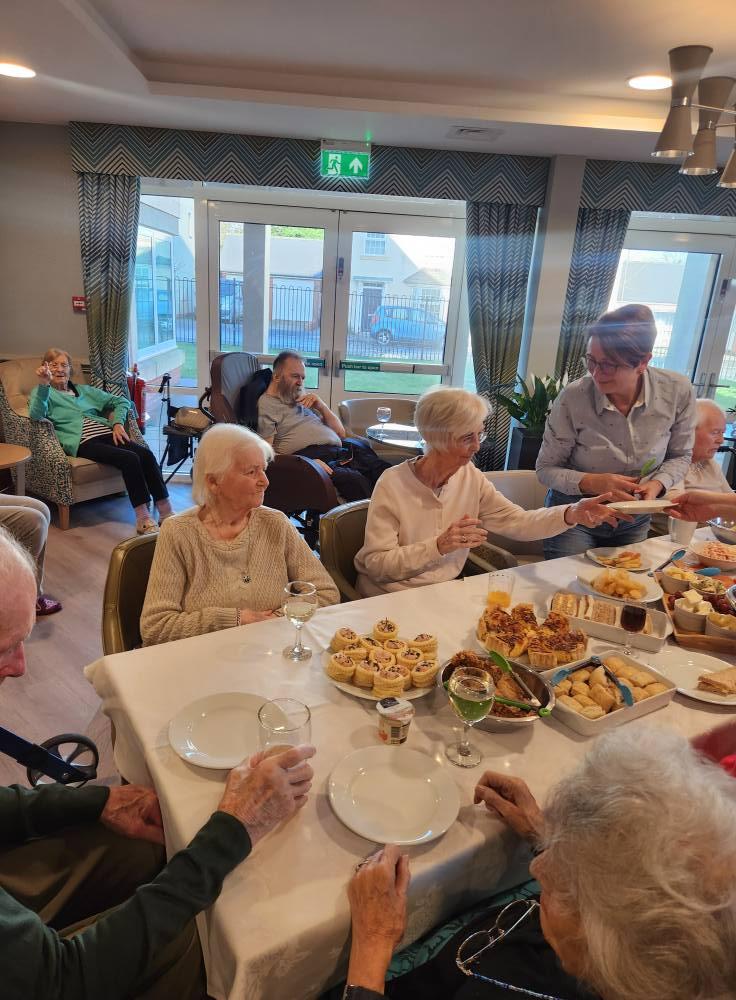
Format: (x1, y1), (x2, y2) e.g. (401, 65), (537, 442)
(708, 518), (736, 546)
(439, 659), (555, 733)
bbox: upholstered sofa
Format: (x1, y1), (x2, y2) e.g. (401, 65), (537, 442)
(0, 356), (145, 529)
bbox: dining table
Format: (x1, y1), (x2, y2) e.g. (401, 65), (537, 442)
(84, 528), (735, 1000)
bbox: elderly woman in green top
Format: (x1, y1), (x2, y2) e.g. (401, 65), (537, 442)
(29, 348), (171, 534)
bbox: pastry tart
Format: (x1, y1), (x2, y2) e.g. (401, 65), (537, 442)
(408, 633), (437, 654)
(373, 618), (399, 642)
(411, 659), (439, 687)
(342, 641), (368, 661)
(359, 635), (383, 651)
(326, 652), (356, 683)
(372, 665), (406, 698)
(354, 660), (381, 688)
(368, 648), (397, 669)
(397, 647), (423, 668)
(383, 638), (408, 656)
(331, 626), (359, 652)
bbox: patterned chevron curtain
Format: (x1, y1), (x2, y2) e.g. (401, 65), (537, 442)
(78, 172), (140, 395)
(555, 206), (631, 380)
(466, 201), (539, 471)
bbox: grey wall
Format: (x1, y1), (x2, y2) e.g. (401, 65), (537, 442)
(0, 123), (87, 361)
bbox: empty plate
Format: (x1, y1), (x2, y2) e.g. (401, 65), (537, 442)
(169, 692), (264, 769)
(328, 746), (460, 845)
(608, 499), (674, 514)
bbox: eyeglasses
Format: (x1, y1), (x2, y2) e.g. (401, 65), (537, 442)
(584, 355), (639, 377)
(455, 898), (566, 1000)
(457, 430), (488, 447)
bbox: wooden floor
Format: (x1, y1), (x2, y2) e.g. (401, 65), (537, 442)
(0, 483), (193, 786)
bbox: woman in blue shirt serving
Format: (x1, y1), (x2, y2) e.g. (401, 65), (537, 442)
(29, 348), (172, 534)
(536, 305), (695, 559)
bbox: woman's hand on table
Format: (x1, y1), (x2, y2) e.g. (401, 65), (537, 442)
(35, 362), (52, 385)
(347, 845), (410, 992)
(100, 785), (165, 845)
(239, 608), (277, 625)
(578, 472), (642, 501)
(217, 744), (316, 847)
(111, 422), (130, 445)
(565, 493), (629, 529)
(437, 514), (487, 555)
(474, 772), (544, 844)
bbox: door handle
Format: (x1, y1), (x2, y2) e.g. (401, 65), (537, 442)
(332, 350), (341, 377)
(337, 257), (345, 281)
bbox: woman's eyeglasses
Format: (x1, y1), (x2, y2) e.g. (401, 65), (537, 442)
(457, 430), (488, 447)
(455, 898), (566, 999)
(584, 355), (640, 377)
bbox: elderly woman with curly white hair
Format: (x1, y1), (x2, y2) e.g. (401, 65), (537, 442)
(354, 386), (625, 596)
(140, 424), (338, 646)
(342, 725), (736, 1000)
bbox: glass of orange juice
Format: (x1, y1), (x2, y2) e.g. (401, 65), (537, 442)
(487, 570), (515, 608)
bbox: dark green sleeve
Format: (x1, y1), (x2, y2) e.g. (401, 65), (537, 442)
(0, 784), (109, 844)
(2, 811), (251, 1000)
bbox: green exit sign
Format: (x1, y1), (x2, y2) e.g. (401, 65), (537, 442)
(320, 142), (371, 179)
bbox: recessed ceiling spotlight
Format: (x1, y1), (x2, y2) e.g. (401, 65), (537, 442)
(0, 63), (36, 79)
(628, 74), (672, 90)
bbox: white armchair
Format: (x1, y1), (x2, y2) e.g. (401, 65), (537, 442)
(483, 469), (549, 564)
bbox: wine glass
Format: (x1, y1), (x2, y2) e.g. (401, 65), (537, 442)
(257, 698), (312, 754)
(445, 666), (495, 768)
(282, 581), (318, 661)
(376, 406), (392, 441)
(619, 603), (647, 657)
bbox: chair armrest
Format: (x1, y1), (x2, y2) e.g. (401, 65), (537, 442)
(326, 569), (363, 603)
(265, 455), (340, 514)
(466, 543), (519, 573)
(0, 382), (74, 503)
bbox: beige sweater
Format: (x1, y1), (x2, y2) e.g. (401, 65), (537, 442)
(141, 506), (339, 646)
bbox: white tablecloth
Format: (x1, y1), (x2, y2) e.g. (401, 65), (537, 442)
(85, 531), (734, 1000)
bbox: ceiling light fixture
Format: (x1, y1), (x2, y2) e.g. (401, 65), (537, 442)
(0, 62), (36, 78)
(628, 74), (672, 90)
(650, 46), (736, 186)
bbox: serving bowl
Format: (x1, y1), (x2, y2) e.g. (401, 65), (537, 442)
(708, 518), (736, 546)
(439, 659), (554, 733)
(689, 539), (736, 572)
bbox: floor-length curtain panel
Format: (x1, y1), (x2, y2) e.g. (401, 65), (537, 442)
(78, 172), (140, 395)
(467, 201), (539, 471)
(555, 206), (630, 380)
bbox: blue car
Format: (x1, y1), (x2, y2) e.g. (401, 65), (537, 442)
(368, 305), (446, 345)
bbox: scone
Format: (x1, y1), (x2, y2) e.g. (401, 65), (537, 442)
(373, 618), (399, 642)
(331, 627), (359, 652)
(326, 652), (356, 683)
(411, 659), (439, 688)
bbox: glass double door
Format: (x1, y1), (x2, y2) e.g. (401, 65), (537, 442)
(608, 227), (736, 411)
(207, 201), (465, 404)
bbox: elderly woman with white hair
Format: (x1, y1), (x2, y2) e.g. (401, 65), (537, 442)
(342, 725), (736, 1000)
(354, 386), (623, 596)
(140, 424), (338, 646)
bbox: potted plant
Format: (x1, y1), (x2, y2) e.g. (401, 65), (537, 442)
(497, 373), (565, 470)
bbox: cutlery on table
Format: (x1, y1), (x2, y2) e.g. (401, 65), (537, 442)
(648, 549), (686, 577)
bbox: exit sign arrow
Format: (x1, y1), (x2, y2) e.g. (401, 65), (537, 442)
(348, 157), (364, 174)
(320, 141), (371, 179)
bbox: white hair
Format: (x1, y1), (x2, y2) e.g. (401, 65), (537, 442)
(695, 397), (726, 423)
(191, 424), (274, 505)
(0, 525), (36, 595)
(413, 386), (491, 453)
(541, 726), (736, 1000)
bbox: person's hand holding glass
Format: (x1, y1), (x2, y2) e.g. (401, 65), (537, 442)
(376, 406), (391, 440)
(282, 581), (317, 661)
(445, 666), (495, 767)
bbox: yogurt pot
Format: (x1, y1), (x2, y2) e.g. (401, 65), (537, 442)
(376, 697), (415, 745)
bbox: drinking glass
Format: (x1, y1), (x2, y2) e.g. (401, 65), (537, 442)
(282, 581), (317, 661)
(668, 517), (697, 547)
(445, 666), (495, 768)
(619, 603), (647, 657)
(376, 406), (392, 440)
(487, 570), (515, 609)
(257, 698), (312, 753)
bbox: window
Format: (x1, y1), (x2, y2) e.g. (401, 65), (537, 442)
(412, 285), (445, 319)
(363, 232), (386, 256)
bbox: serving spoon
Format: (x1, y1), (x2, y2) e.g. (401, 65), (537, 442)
(648, 549), (720, 577)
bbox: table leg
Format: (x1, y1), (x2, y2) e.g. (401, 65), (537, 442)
(15, 463), (25, 496)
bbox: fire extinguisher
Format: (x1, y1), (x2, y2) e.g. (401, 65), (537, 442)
(126, 364), (147, 434)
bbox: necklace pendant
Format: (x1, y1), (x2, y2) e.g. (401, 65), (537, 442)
(242, 573), (251, 584)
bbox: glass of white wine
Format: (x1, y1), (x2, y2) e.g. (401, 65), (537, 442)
(376, 406), (392, 440)
(445, 665), (495, 768)
(282, 581), (318, 661)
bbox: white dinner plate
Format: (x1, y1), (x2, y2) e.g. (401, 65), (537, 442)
(608, 499), (674, 514)
(328, 746), (460, 845)
(322, 652), (436, 702)
(169, 692), (264, 769)
(646, 650), (736, 706)
(576, 566), (664, 605)
(585, 546), (653, 573)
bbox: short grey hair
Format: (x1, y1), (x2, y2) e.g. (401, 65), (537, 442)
(414, 386), (491, 453)
(695, 397), (726, 423)
(192, 424), (274, 505)
(541, 726), (736, 1000)
(0, 525), (36, 595)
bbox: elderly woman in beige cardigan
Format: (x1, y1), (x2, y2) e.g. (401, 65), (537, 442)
(141, 424), (338, 646)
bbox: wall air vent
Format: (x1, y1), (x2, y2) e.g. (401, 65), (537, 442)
(447, 125), (504, 141)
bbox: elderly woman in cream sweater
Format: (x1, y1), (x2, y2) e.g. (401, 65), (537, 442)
(141, 424), (338, 646)
(354, 387), (625, 596)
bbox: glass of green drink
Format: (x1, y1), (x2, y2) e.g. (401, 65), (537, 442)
(445, 666), (495, 768)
